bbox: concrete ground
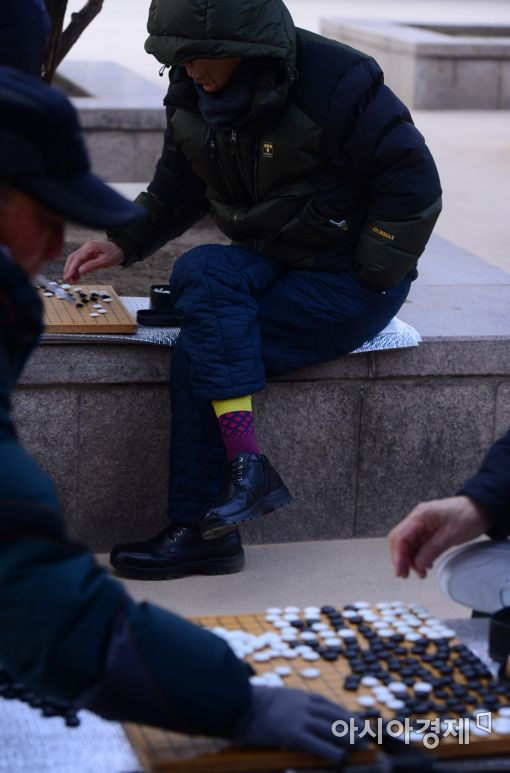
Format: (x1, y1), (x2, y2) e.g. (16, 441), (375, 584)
(99, 538), (471, 621)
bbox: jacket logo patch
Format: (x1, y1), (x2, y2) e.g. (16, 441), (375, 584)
(371, 226), (395, 241)
(262, 142), (273, 158)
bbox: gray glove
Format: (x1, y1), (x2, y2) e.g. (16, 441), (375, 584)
(230, 686), (362, 764)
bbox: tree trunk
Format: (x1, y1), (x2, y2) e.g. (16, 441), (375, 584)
(43, 0), (68, 82)
(43, 0), (104, 83)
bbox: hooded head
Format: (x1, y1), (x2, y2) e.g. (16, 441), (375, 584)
(145, 0), (296, 85)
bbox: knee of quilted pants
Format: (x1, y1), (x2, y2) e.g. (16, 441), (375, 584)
(169, 243), (281, 312)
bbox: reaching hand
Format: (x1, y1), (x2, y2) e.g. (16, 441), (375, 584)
(63, 240), (125, 283)
(231, 685), (362, 764)
(388, 496), (491, 579)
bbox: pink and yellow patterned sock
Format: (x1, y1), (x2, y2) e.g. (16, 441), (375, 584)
(212, 396), (261, 461)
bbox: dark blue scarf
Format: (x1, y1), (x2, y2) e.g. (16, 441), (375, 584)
(194, 60), (259, 133)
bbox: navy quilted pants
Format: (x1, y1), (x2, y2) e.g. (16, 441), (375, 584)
(167, 244), (411, 525)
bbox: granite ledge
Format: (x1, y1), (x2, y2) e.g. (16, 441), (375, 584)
(18, 335), (510, 386)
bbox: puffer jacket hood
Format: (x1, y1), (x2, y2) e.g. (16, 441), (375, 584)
(145, 0), (296, 77)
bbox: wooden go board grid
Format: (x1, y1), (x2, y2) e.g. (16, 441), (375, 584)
(124, 607), (510, 772)
(40, 285), (136, 334)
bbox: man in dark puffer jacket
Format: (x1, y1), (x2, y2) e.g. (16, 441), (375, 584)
(0, 67), (358, 765)
(65, 0), (443, 580)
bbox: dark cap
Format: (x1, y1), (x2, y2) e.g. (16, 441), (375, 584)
(0, 66), (143, 228)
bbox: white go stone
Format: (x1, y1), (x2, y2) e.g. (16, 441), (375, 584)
(499, 707), (510, 718)
(253, 652), (272, 663)
(414, 682), (433, 695)
(338, 629), (357, 639)
(324, 637), (341, 647)
(311, 622), (329, 632)
(282, 649), (298, 659)
(357, 695), (376, 707)
(274, 665), (293, 676)
(492, 718), (510, 735)
(300, 632), (318, 642)
(386, 699), (405, 711)
(353, 601), (370, 609)
(89, 312), (99, 317)
(302, 651), (320, 661)
(405, 633), (422, 642)
(388, 682), (407, 695)
(361, 676), (379, 687)
(263, 673), (284, 687)
(378, 629), (395, 638)
(98, 309), (108, 313)
(61, 283), (71, 290)
(301, 668), (320, 679)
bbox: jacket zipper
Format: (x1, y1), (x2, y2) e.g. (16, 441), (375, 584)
(230, 129), (261, 204)
(209, 131), (236, 201)
(252, 134), (260, 203)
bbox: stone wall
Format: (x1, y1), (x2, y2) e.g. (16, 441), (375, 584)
(13, 335), (509, 551)
(321, 20), (510, 109)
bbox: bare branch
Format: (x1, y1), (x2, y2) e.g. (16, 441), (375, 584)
(42, 0), (68, 82)
(43, 0), (104, 83)
(59, 0), (104, 64)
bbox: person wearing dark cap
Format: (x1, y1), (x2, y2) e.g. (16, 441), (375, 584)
(0, 65), (359, 765)
(65, 0), (442, 582)
(0, 0), (50, 77)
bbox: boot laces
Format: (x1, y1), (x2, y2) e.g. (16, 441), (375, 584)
(170, 526), (185, 542)
(233, 456), (244, 482)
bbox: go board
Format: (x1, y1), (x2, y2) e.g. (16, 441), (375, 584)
(124, 602), (510, 772)
(38, 284), (136, 334)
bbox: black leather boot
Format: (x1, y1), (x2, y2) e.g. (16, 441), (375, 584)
(109, 524), (244, 580)
(199, 453), (292, 540)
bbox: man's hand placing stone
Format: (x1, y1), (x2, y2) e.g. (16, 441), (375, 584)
(388, 496), (491, 579)
(64, 240), (125, 283)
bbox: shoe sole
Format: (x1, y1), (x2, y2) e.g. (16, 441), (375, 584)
(437, 540), (510, 614)
(199, 486), (292, 540)
(109, 551), (245, 581)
